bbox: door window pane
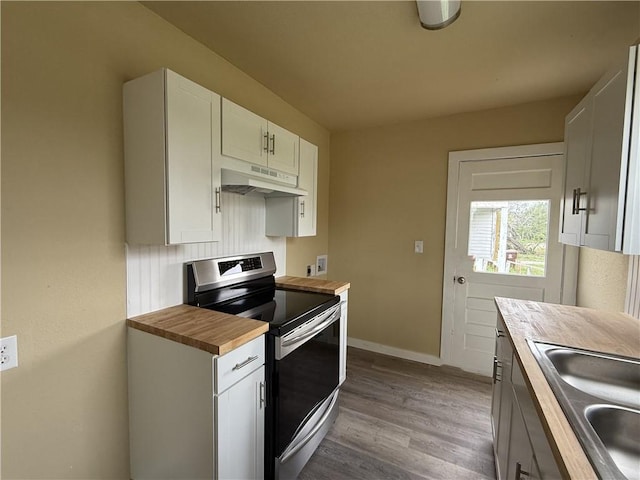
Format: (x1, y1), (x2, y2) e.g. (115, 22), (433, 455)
(468, 200), (549, 277)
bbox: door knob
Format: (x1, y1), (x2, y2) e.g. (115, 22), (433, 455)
(455, 276), (466, 284)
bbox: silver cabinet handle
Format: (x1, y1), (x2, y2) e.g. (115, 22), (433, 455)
(300, 200), (305, 218)
(232, 355), (259, 371)
(270, 134), (276, 155)
(259, 381), (266, 409)
(215, 187), (221, 213)
(572, 187), (587, 214)
(495, 328), (505, 338)
(263, 132), (269, 153)
(515, 462), (530, 479)
(493, 358), (503, 383)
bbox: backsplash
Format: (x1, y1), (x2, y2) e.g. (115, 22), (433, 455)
(126, 192), (286, 317)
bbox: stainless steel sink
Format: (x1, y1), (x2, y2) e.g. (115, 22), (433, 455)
(529, 340), (640, 480)
(585, 405), (640, 480)
(544, 346), (640, 409)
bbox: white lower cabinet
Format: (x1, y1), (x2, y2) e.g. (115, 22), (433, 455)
(491, 316), (560, 480)
(128, 329), (264, 479)
(216, 368), (264, 480)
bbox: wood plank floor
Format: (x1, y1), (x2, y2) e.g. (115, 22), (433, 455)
(299, 347), (496, 480)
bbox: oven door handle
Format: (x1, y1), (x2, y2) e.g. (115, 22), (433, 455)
(280, 304), (340, 349)
(279, 389), (340, 464)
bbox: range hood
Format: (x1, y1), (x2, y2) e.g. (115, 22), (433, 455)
(220, 157), (307, 197)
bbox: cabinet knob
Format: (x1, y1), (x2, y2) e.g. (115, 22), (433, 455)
(455, 276), (466, 285)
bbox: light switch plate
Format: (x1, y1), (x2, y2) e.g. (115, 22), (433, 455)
(0, 335), (19, 371)
(415, 240), (424, 254)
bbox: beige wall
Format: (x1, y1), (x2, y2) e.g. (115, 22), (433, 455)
(577, 248), (629, 311)
(1, 2), (328, 477)
(329, 96), (588, 357)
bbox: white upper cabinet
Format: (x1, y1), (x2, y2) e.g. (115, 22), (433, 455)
(221, 98), (299, 175)
(267, 122), (299, 175)
(265, 138), (318, 237)
(560, 44), (640, 254)
(124, 69), (222, 245)
(221, 99), (268, 167)
(560, 97), (591, 246)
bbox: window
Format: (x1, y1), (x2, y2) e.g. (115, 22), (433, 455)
(468, 200), (550, 277)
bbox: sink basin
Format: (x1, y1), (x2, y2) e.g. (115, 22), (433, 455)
(544, 347), (640, 409)
(585, 405), (640, 480)
(529, 340), (640, 479)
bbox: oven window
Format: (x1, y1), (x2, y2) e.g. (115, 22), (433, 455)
(275, 320), (339, 456)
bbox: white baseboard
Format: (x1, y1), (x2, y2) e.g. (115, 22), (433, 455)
(347, 337), (443, 366)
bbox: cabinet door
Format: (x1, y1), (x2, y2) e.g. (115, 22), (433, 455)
(221, 98), (268, 167)
(495, 335), (513, 480)
(216, 367), (265, 480)
(339, 290), (349, 385)
(584, 62), (631, 251)
(491, 325), (505, 449)
(265, 138), (318, 237)
(559, 97), (591, 246)
(506, 399), (535, 480)
(165, 70), (221, 244)
(297, 139), (318, 236)
(267, 122), (299, 175)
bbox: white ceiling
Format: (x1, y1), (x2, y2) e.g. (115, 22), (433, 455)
(143, 1), (640, 132)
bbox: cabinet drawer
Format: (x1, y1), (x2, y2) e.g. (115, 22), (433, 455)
(214, 336), (265, 394)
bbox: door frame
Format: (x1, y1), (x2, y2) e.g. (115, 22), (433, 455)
(439, 142), (579, 367)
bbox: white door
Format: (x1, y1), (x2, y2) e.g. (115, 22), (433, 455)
(441, 143), (576, 376)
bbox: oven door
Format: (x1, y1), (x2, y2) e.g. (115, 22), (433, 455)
(272, 303), (341, 470)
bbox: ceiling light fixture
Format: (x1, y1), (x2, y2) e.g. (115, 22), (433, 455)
(416, 0), (461, 30)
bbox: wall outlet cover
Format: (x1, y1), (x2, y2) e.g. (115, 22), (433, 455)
(317, 255), (328, 274)
(0, 335), (18, 371)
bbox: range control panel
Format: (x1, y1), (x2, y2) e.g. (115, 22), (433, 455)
(189, 252), (277, 293)
(218, 256), (263, 276)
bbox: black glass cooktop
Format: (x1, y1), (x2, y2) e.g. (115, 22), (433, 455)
(193, 278), (339, 335)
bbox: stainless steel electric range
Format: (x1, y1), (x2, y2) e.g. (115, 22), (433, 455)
(186, 252), (341, 480)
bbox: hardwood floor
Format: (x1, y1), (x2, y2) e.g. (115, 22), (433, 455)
(299, 347), (496, 480)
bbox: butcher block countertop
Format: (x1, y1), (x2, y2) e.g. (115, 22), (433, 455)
(495, 297), (640, 480)
(275, 276), (350, 295)
(127, 304), (268, 356)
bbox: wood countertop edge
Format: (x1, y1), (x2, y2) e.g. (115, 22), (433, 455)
(275, 276), (350, 295)
(493, 297), (640, 480)
(127, 305), (269, 356)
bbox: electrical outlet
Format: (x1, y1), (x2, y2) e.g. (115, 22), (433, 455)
(306, 264), (316, 277)
(0, 335), (19, 371)
(415, 240), (424, 254)
(316, 255), (328, 275)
